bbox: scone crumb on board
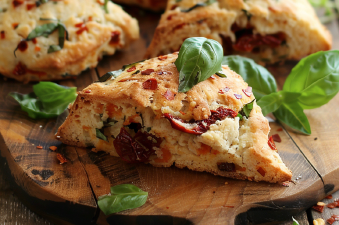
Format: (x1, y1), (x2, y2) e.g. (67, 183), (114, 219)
(313, 218), (325, 225)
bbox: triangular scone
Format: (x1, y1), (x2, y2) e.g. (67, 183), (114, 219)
(0, 0), (138, 82)
(56, 53), (292, 183)
(145, 0), (332, 63)
(113, 0), (167, 11)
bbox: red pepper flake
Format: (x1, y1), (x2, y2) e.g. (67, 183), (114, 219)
(218, 87), (230, 94)
(272, 134), (281, 143)
(76, 26), (88, 35)
(49, 146), (57, 151)
(12, 0), (24, 7)
(127, 66), (136, 72)
(277, 128), (283, 131)
(0, 31), (5, 39)
(110, 31), (120, 45)
(242, 86), (252, 97)
(32, 38), (37, 44)
(26, 3), (36, 10)
(57, 153), (67, 164)
(12, 23), (19, 29)
(257, 167), (266, 177)
(158, 55), (168, 60)
(142, 78), (157, 90)
(268, 136), (277, 150)
(179, 111), (186, 115)
(326, 195), (333, 199)
(88, 16), (93, 21)
(224, 206), (235, 208)
(234, 94), (242, 99)
(141, 69), (154, 75)
(327, 215), (339, 225)
(312, 205), (324, 213)
(163, 89), (175, 101)
(327, 202), (339, 209)
(84, 90), (91, 93)
(75, 22), (84, 28)
(34, 46), (41, 52)
(36, 145), (43, 149)
(96, 0), (104, 5)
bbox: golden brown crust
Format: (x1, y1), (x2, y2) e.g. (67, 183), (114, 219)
(56, 53), (292, 183)
(145, 0), (332, 63)
(0, 0), (139, 82)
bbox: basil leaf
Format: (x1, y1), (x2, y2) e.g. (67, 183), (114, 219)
(98, 184), (148, 215)
(98, 69), (123, 82)
(104, 118), (118, 127)
(48, 45), (61, 53)
(273, 102), (311, 135)
(283, 50), (339, 109)
(239, 100), (255, 118)
(175, 37), (223, 92)
(257, 91), (301, 116)
(96, 128), (107, 141)
(236, 113), (243, 120)
(292, 217), (300, 225)
(122, 60), (145, 71)
(9, 82), (77, 119)
(103, 0), (109, 13)
(26, 23), (59, 40)
(222, 56), (277, 100)
(215, 71), (227, 78)
(181, 0), (217, 12)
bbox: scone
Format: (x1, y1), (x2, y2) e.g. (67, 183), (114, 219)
(145, 0), (332, 63)
(56, 53), (292, 183)
(113, 0), (167, 11)
(0, 0), (139, 82)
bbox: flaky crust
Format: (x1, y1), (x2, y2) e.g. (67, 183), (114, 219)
(145, 0), (332, 63)
(113, 0), (167, 11)
(0, 0), (139, 82)
(56, 53), (292, 183)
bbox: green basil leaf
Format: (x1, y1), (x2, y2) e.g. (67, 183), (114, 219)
(175, 37), (223, 92)
(283, 50), (339, 109)
(236, 113), (243, 120)
(48, 45), (61, 53)
(98, 184), (148, 215)
(103, 0), (109, 13)
(215, 71), (227, 78)
(122, 60), (145, 71)
(222, 56), (277, 100)
(181, 0), (217, 12)
(273, 102), (311, 135)
(26, 23), (59, 40)
(239, 99), (255, 118)
(292, 217), (300, 225)
(9, 82), (77, 119)
(96, 128), (107, 141)
(104, 118), (118, 127)
(257, 91), (301, 116)
(98, 69), (123, 82)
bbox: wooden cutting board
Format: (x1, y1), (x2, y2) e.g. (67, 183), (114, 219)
(1, 9), (339, 225)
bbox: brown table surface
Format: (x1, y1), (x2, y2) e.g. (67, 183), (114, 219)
(1, 5), (339, 225)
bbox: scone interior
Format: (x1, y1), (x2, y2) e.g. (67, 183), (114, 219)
(145, 0), (332, 63)
(56, 53), (292, 183)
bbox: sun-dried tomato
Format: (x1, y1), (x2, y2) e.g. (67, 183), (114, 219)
(268, 136), (277, 150)
(242, 86), (252, 97)
(26, 3), (35, 10)
(218, 87), (230, 94)
(217, 162), (236, 172)
(127, 66), (136, 72)
(257, 167), (266, 177)
(312, 205), (324, 213)
(272, 134), (281, 143)
(327, 201), (339, 209)
(13, 0), (24, 7)
(32, 38), (37, 44)
(142, 78), (157, 90)
(13, 62), (26, 76)
(141, 69), (154, 75)
(163, 89), (175, 101)
(327, 215), (339, 225)
(233, 32), (285, 52)
(0, 31), (5, 39)
(110, 31), (120, 45)
(76, 26), (88, 35)
(163, 113), (200, 135)
(113, 127), (161, 163)
(17, 40), (28, 52)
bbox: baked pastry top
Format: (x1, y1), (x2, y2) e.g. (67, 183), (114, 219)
(145, 0), (332, 63)
(56, 52), (292, 183)
(113, 0), (167, 11)
(0, 0), (139, 82)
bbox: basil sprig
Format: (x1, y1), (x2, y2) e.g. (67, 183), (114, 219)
(181, 0), (217, 12)
(98, 184), (148, 215)
(175, 37), (224, 92)
(98, 60), (146, 82)
(225, 50), (339, 135)
(14, 18), (69, 56)
(9, 82), (77, 119)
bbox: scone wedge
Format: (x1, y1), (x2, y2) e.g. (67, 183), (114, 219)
(56, 53), (292, 183)
(0, 0), (138, 82)
(145, 0), (332, 63)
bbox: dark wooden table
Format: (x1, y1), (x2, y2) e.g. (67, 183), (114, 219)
(0, 7), (338, 225)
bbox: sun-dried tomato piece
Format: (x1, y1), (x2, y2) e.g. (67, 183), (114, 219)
(57, 153), (67, 164)
(217, 162), (236, 172)
(32, 38), (37, 44)
(257, 167), (266, 177)
(327, 202), (339, 209)
(0, 31), (5, 39)
(142, 78), (158, 90)
(17, 40), (28, 52)
(268, 136), (277, 150)
(218, 87), (230, 94)
(272, 134), (281, 143)
(26, 3), (35, 10)
(233, 32), (285, 52)
(158, 55), (168, 60)
(127, 66), (136, 72)
(326, 195), (333, 199)
(327, 215), (339, 225)
(110, 31), (120, 45)
(13, 0), (24, 7)
(242, 86), (252, 97)
(234, 94), (242, 99)
(141, 69), (154, 75)
(76, 26), (88, 35)
(163, 89), (175, 101)
(13, 62), (27, 76)
(163, 113), (202, 135)
(312, 205), (324, 213)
